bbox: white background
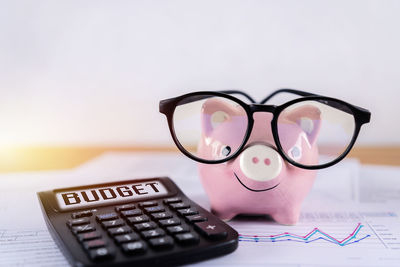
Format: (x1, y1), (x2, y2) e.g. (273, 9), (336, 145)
(0, 0), (399, 147)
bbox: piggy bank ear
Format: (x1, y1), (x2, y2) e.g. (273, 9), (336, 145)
(201, 98), (242, 136)
(283, 105), (322, 145)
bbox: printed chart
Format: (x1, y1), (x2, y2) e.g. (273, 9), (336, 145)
(203, 210), (400, 266)
(233, 211), (400, 250)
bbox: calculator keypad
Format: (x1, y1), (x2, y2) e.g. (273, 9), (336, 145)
(83, 239), (107, 250)
(141, 228), (165, 239)
(139, 201), (158, 208)
(175, 232), (200, 245)
(89, 247), (115, 260)
(132, 221), (157, 231)
(115, 204), (136, 212)
(78, 231), (102, 242)
(101, 219), (125, 228)
(166, 224), (190, 234)
(68, 196), (230, 263)
(71, 210), (93, 219)
(67, 217), (90, 227)
(151, 211), (173, 220)
(194, 220), (228, 240)
(127, 215), (150, 224)
(159, 218), (181, 227)
(148, 236), (174, 249)
(121, 241), (147, 254)
(186, 214), (208, 223)
(96, 213), (118, 221)
(114, 233), (140, 244)
(121, 209), (142, 217)
(108, 226), (133, 236)
(72, 224), (96, 234)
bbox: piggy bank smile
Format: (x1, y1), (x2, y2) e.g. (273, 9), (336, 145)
(232, 144), (282, 192)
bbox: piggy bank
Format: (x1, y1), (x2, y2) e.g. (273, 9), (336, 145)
(197, 98), (321, 225)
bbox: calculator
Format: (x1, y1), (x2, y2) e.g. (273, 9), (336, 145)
(37, 177), (238, 266)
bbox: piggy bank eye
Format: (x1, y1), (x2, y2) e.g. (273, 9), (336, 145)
(221, 145), (232, 157)
(288, 145), (302, 160)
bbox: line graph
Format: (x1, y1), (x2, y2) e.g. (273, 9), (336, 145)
(227, 211), (400, 266)
(239, 223), (370, 246)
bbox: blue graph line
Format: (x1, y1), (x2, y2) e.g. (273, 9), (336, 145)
(239, 224), (370, 246)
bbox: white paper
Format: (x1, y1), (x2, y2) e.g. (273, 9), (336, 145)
(359, 165), (400, 208)
(0, 228), (68, 267)
(0, 152), (399, 267)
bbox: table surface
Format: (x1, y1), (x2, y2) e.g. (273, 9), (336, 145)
(0, 146), (399, 173)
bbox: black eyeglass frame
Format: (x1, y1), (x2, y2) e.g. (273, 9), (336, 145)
(159, 89), (371, 170)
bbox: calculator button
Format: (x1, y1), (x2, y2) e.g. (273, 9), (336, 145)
(71, 210), (92, 219)
(89, 247), (115, 261)
(72, 224), (96, 234)
(169, 202), (190, 210)
(177, 208), (198, 216)
(166, 224), (190, 235)
(67, 217), (90, 228)
(139, 201), (158, 207)
(127, 215), (150, 224)
(141, 228), (165, 239)
(148, 236), (174, 249)
(83, 239), (106, 250)
(132, 221), (157, 231)
(163, 197), (182, 204)
(96, 213), (118, 221)
(77, 231), (101, 242)
(115, 204), (136, 212)
(108, 226), (132, 236)
(159, 218), (181, 227)
(121, 209), (142, 217)
(194, 221), (227, 240)
(101, 219), (125, 229)
(186, 214), (208, 223)
(144, 206), (165, 213)
(175, 232), (200, 245)
(150, 212), (173, 220)
(114, 233), (140, 244)
(121, 241), (147, 255)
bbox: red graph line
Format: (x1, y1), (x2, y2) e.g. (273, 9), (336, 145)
(240, 222), (362, 244)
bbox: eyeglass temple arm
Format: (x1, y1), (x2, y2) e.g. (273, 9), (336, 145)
(218, 90), (256, 103)
(260, 89), (316, 104)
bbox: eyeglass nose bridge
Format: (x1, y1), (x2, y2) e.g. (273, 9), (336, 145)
(249, 104), (277, 114)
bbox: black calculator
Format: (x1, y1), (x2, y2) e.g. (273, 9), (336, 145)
(37, 177), (238, 266)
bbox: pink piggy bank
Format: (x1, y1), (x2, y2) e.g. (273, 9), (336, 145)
(198, 98), (321, 225)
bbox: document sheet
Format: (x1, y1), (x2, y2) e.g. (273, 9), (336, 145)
(1, 152), (399, 266)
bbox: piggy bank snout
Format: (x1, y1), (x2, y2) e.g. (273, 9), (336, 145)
(239, 144), (283, 181)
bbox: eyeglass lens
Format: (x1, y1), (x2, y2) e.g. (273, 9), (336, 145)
(277, 100), (356, 166)
(172, 95), (248, 161)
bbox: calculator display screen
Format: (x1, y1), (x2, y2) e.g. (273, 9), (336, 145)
(55, 180), (169, 211)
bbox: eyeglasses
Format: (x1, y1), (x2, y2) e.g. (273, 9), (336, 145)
(159, 89), (371, 169)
